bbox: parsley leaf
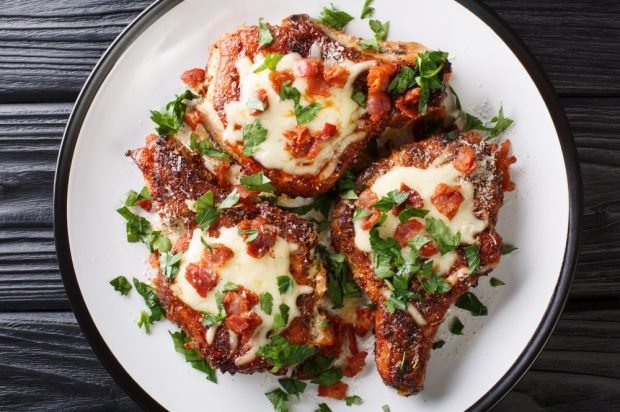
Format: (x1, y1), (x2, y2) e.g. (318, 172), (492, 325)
(369, 19), (389, 41)
(222, 282), (239, 292)
(238, 229), (259, 242)
(432, 340), (446, 349)
(455, 292), (488, 316)
(133, 278), (165, 327)
(450, 316), (464, 335)
(150, 90), (199, 136)
(318, 4), (354, 31)
(351, 88), (367, 107)
(149, 233), (172, 253)
(159, 252), (183, 279)
(359, 37), (381, 51)
(279, 82), (321, 124)
(265, 388), (289, 412)
(240, 171), (275, 192)
(408, 234), (431, 251)
(246, 97), (266, 112)
(258, 17), (274, 48)
(273, 304), (290, 329)
(316, 403), (332, 412)
(260, 292), (274, 315)
(137, 310), (152, 333)
(279, 377), (307, 398)
(425, 217), (460, 255)
(123, 187), (150, 207)
(463, 106), (514, 140)
(117, 206), (151, 244)
(109, 275), (132, 296)
(254, 52), (284, 73)
(398, 205), (429, 222)
(203, 291), (227, 326)
(415, 50), (449, 114)
(382, 406), (391, 412)
(318, 246), (361, 309)
(388, 66), (416, 95)
(501, 244), (518, 255)
(311, 367), (343, 386)
(257, 335), (316, 372)
(218, 189), (240, 209)
(352, 207), (371, 221)
(170, 330), (217, 383)
(360, 0), (374, 18)
(277, 276), (293, 294)
(464, 245), (480, 274)
(242, 119), (268, 156)
(346, 395), (363, 406)
(373, 190), (409, 211)
(194, 191), (219, 229)
(419, 266), (451, 294)
(189, 133), (231, 159)
(490, 277), (506, 287)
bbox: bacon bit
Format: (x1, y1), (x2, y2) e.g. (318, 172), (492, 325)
(284, 125), (315, 159)
(185, 263), (219, 297)
(420, 242), (439, 257)
(367, 92), (392, 118)
(281, 316), (310, 345)
(347, 325), (358, 354)
(395, 87), (422, 119)
(323, 66), (349, 88)
(431, 183), (464, 220)
(269, 70), (295, 93)
(360, 208), (381, 231)
(307, 76), (330, 97)
(393, 219), (425, 247)
(353, 306), (373, 336)
(225, 312), (262, 336)
(318, 123), (338, 141)
(496, 140), (516, 191)
(238, 217), (278, 258)
(454, 146), (478, 174)
(148, 253), (159, 269)
(223, 287), (260, 315)
(356, 189), (379, 208)
(250, 89), (269, 116)
(136, 198), (152, 212)
(180, 68), (206, 90)
(479, 229), (503, 266)
(183, 110), (204, 131)
(343, 351), (368, 378)
(318, 381), (349, 400)
(402, 184), (425, 208)
(367, 64), (398, 94)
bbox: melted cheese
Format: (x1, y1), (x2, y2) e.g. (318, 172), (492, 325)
(171, 227), (313, 364)
(220, 53), (375, 176)
(353, 162), (487, 275)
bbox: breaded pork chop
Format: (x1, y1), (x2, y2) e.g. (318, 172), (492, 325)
(331, 132), (515, 394)
(129, 134), (330, 375)
(196, 14), (451, 197)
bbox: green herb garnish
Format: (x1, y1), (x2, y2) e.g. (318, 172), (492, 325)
(150, 90), (199, 136)
(455, 292), (488, 316)
(318, 4), (354, 31)
(242, 119), (268, 156)
(254, 52), (284, 73)
(170, 330), (217, 382)
(260, 292), (274, 315)
(240, 171), (275, 192)
(109, 275), (132, 296)
(258, 17), (274, 48)
(425, 217), (460, 255)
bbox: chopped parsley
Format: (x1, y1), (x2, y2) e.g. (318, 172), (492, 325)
(260, 292), (274, 315)
(398, 205), (429, 222)
(170, 330), (217, 383)
(123, 186), (150, 207)
(265, 388), (289, 412)
(109, 275), (132, 296)
(273, 304), (290, 329)
(149, 233), (172, 253)
(278, 377), (307, 398)
(279, 82), (321, 124)
(432, 340), (446, 350)
(373, 190), (408, 211)
(450, 316), (464, 335)
(218, 189), (240, 209)
(408, 234), (431, 251)
(464, 244), (480, 274)
(194, 190), (219, 229)
(189, 133), (231, 159)
(258, 17), (274, 48)
(242, 119), (268, 156)
(318, 246), (361, 309)
(222, 282), (239, 292)
(150, 90), (199, 136)
(382, 406), (391, 412)
(352, 207), (371, 221)
(338, 171), (357, 200)
(311, 366), (343, 386)
(419, 266), (451, 294)
(246, 97), (266, 112)
(133, 278), (165, 331)
(240, 171), (275, 192)
(501, 244), (518, 255)
(257, 335), (316, 372)
(254, 52), (284, 73)
(159, 252), (183, 280)
(317, 4), (354, 31)
(388, 66), (416, 95)
(202, 291), (227, 326)
(345, 395), (363, 406)
(238, 229), (259, 242)
(316, 403), (332, 412)
(117, 206), (151, 244)
(359, 37), (381, 51)
(463, 106), (514, 140)
(455, 292), (488, 316)
(351, 88), (367, 107)
(369, 19), (389, 41)
(277, 276), (293, 294)
(137, 310), (152, 333)
(425, 217), (460, 255)
(490, 277), (506, 287)
(360, 0), (374, 18)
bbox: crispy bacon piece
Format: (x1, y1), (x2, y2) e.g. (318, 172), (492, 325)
(431, 183), (463, 219)
(343, 351), (368, 378)
(269, 70), (295, 93)
(284, 126), (315, 159)
(223, 287), (260, 315)
(204, 244), (234, 267)
(395, 87), (422, 119)
(366, 63), (397, 122)
(360, 209), (381, 231)
(356, 189), (379, 208)
(454, 146), (478, 174)
(353, 306), (373, 336)
(185, 264), (219, 297)
(318, 381), (349, 400)
(181, 68), (206, 91)
(323, 66), (350, 88)
(183, 110), (204, 131)
(238, 217), (278, 258)
(402, 184), (424, 208)
(318, 123), (337, 141)
(393, 219), (425, 247)
(419, 242), (439, 258)
(225, 312), (263, 337)
(346, 325), (358, 354)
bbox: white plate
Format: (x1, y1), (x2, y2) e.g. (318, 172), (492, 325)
(54, 0), (581, 410)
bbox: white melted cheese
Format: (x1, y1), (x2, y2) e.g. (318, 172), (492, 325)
(221, 53), (375, 176)
(353, 162), (487, 275)
(171, 227), (313, 365)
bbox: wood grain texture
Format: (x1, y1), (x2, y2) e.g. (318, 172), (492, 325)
(0, 0), (618, 410)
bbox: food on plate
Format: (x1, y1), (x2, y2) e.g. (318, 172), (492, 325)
(331, 132), (515, 394)
(194, 14), (451, 197)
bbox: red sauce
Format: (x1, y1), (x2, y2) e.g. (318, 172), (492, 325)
(180, 68), (206, 90)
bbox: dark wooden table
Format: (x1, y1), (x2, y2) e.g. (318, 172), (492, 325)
(0, 0), (618, 410)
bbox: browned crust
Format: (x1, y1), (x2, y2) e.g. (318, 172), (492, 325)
(331, 132), (506, 395)
(201, 14), (451, 197)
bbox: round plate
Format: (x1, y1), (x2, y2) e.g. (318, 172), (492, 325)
(54, 0), (582, 410)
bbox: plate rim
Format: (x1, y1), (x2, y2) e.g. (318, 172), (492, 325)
(53, 1), (583, 410)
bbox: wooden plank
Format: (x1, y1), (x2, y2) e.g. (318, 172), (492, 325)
(1, 98), (617, 309)
(1, 309), (616, 410)
(0, 0), (619, 103)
